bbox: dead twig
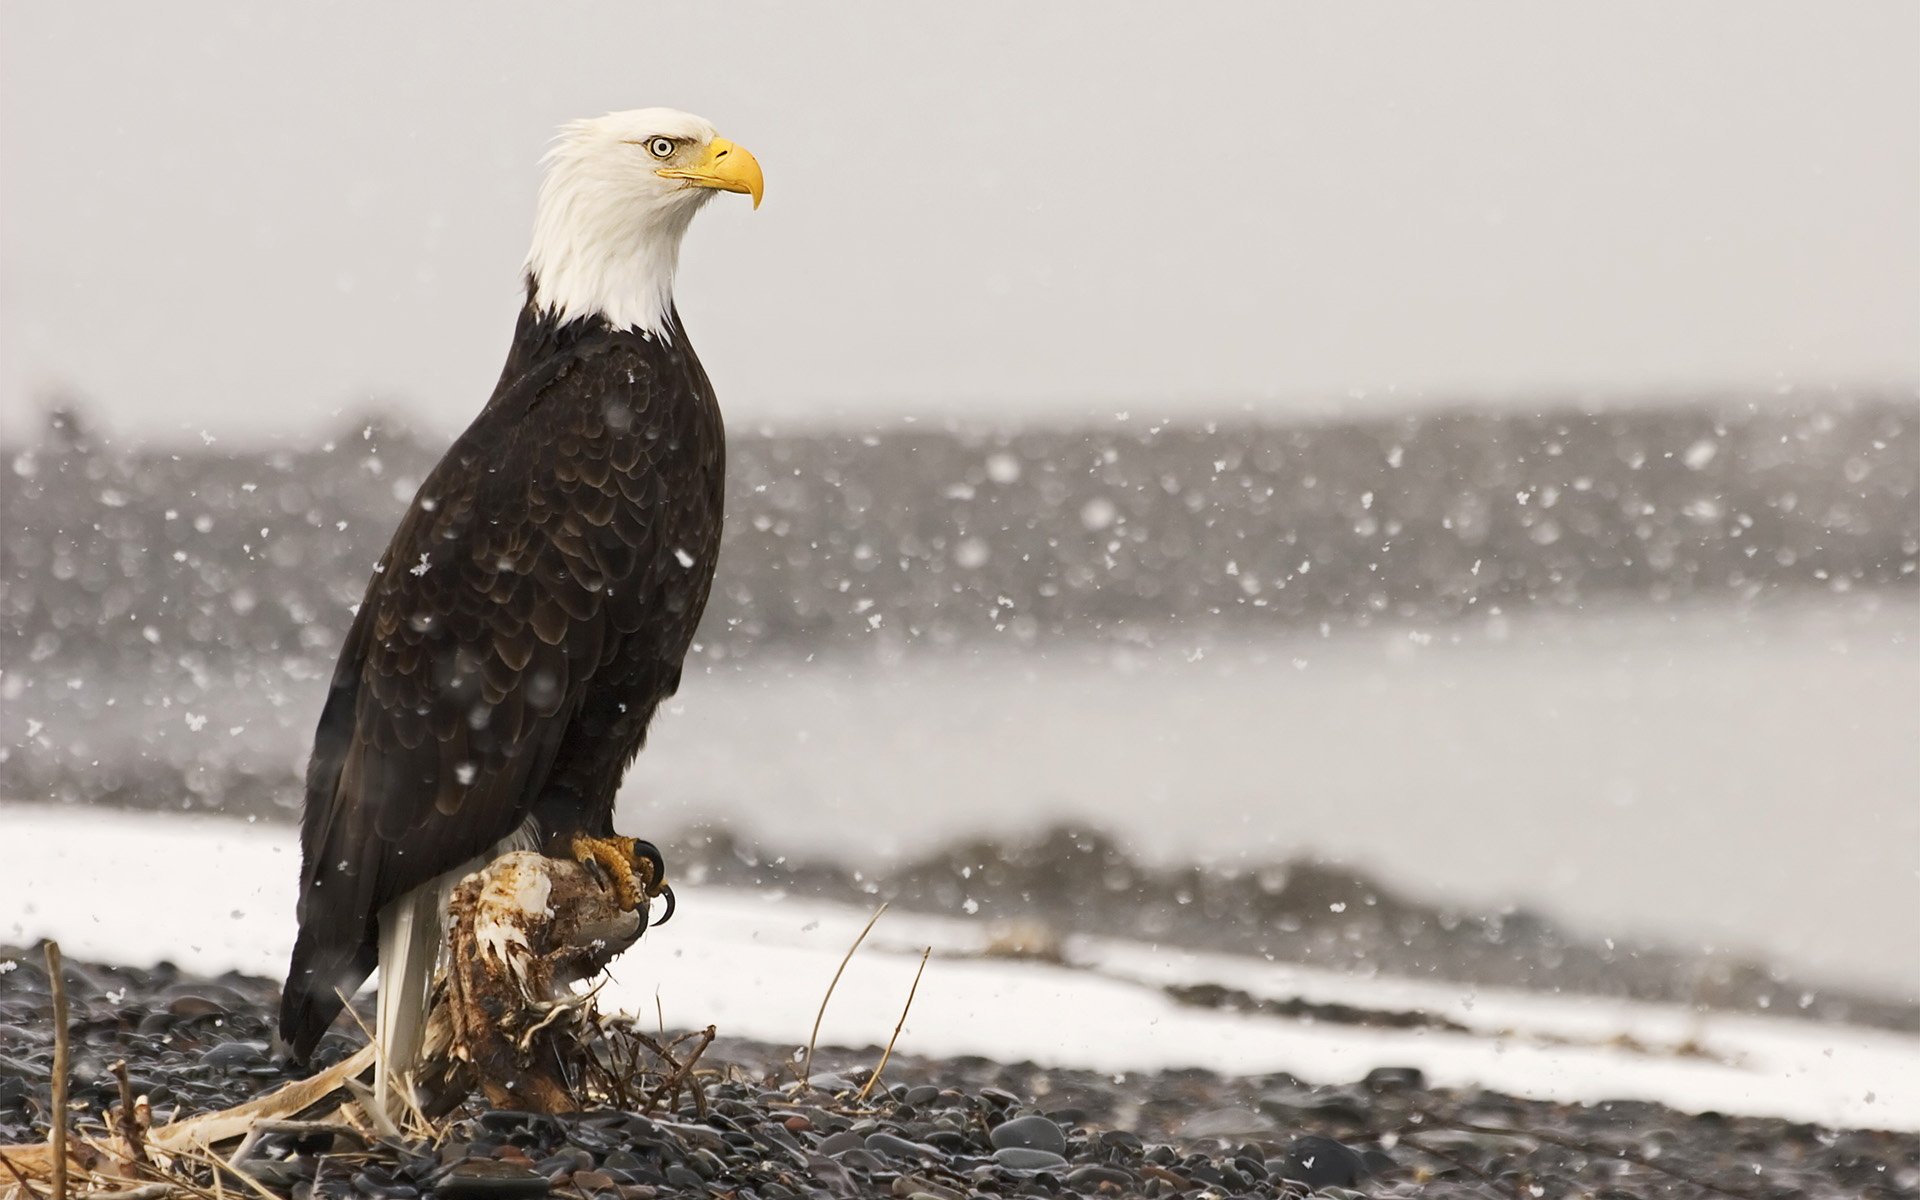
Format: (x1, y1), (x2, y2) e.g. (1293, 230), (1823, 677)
(44, 943), (68, 1200)
(110, 1061), (149, 1181)
(803, 903), (887, 1089)
(855, 947), (931, 1104)
(645, 1026), (715, 1117)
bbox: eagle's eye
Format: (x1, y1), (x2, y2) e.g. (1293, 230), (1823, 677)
(645, 137), (676, 160)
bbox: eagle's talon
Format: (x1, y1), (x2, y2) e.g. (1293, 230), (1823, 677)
(568, 834), (672, 915)
(651, 885), (676, 928)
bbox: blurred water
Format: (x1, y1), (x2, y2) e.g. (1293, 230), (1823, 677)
(623, 596), (1920, 999)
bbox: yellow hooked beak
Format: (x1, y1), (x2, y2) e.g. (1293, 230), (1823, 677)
(657, 137), (764, 209)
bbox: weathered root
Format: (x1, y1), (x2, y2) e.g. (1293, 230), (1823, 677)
(413, 850), (658, 1116)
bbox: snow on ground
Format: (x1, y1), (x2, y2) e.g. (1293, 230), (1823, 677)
(3, 802), (1916, 1131)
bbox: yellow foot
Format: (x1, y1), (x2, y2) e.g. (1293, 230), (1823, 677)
(569, 834), (670, 916)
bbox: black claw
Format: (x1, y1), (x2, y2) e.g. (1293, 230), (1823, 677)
(628, 837), (666, 885)
(652, 885), (677, 927)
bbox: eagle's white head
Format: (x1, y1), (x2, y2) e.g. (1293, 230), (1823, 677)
(524, 108), (763, 339)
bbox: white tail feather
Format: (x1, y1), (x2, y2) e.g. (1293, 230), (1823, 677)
(374, 883), (443, 1116)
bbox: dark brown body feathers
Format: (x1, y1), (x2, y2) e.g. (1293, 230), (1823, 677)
(279, 301), (724, 1061)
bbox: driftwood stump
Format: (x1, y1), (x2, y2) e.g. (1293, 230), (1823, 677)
(415, 851), (656, 1115)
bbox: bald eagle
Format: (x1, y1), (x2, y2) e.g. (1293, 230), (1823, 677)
(278, 110), (763, 1104)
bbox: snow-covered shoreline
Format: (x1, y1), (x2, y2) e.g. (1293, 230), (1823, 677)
(3, 802), (1916, 1132)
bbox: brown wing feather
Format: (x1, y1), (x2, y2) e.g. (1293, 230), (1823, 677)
(280, 321), (721, 1061)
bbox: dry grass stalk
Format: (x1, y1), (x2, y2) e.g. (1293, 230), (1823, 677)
(803, 903), (887, 1089)
(854, 947), (931, 1104)
(146, 1045), (377, 1157)
(45, 943), (69, 1200)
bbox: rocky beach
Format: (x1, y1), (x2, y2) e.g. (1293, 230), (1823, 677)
(2, 948), (1916, 1200)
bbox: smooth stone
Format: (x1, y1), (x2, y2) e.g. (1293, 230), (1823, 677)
(921, 1130), (970, 1153)
(866, 1132), (939, 1162)
(599, 1151), (647, 1176)
(754, 1123), (809, 1161)
(1279, 1135), (1373, 1189)
(351, 1171), (418, 1199)
(988, 1115), (1067, 1156)
(807, 1073), (857, 1093)
(890, 1176), (962, 1200)
(652, 1120), (728, 1153)
(686, 1148), (729, 1179)
(1255, 1086), (1370, 1124)
(434, 1160), (552, 1200)
(903, 1085), (940, 1107)
(990, 1147), (1068, 1172)
(1362, 1065), (1426, 1092)
(569, 1170), (617, 1194)
(819, 1130), (864, 1156)
(1064, 1164), (1133, 1188)
(661, 1165), (704, 1190)
(533, 1150), (591, 1180)
(1176, 1105), (1272, 1139)
(198, 1041), (268, 1069)
(166, 994), (229, 1019)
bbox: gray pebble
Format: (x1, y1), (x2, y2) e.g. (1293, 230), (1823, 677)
(1176, 1105), (1272, 1139)
(663, 1164), (705, 1190)
(866, 1131), (940, 1162)
(433, 1160), (551, 1200)
(818, 1129), (864, 1156)
(890, 1176), (962, 1200)
(197, 1040), (267, 1069)
(991, 1146), (1069, 1172)
(989, 1114), (1067, 1155)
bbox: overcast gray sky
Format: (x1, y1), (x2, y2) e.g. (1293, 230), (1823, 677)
(2, 2), (1915, 443)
